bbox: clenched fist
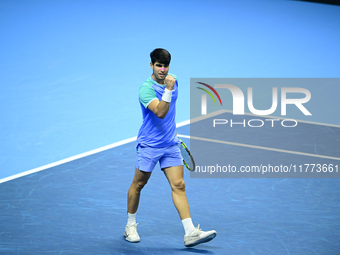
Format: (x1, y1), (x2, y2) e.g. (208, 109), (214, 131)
(165, 75), (176, 90)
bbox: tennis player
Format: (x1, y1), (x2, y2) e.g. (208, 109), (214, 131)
(124, 48), (216, 247)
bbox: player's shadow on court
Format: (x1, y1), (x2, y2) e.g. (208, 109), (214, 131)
(136, 247), (217, 254)
(177, 248), (217, 254)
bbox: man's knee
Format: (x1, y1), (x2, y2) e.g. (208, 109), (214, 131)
(171, 178), (186, 192)
(133, 179), (148, 192)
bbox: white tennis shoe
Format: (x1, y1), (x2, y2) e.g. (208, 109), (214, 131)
(124, 223), (140, 243)
(184, 224), (217, 247)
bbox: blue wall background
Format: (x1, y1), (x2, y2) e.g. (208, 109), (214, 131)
(0, 0), (339, 180)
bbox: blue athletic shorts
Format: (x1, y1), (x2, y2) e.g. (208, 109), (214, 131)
(135, 144), (183, 172)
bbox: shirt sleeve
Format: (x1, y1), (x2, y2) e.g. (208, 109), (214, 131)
(139, 84), (157, 108)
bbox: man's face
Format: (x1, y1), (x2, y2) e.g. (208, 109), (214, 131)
(151, 62), (169, 83)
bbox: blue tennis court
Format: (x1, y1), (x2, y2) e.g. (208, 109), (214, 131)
(1, 0), (340, 254)
(1, 113), (340, 254)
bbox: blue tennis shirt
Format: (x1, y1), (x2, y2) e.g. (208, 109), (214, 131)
(137, 74), (179, 147)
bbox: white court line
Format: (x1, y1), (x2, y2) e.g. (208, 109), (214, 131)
(0, 137), (138, 184)
(1, 110), (339, 184)
(215, 109), (340, 128)
(177, 134), (340, 161)
(0, 117), (194, 184)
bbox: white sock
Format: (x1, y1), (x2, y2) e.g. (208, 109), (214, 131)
(182, 218), (195, 235)
(127, 212), (136, 226)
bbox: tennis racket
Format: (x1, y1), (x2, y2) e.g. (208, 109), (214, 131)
(177, 137), (196, 171)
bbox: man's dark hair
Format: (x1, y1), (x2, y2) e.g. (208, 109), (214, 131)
(150, 48), (171, 65)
